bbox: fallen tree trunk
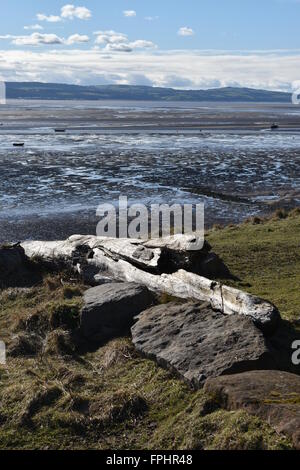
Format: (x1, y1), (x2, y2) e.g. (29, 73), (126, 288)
(22, 234), (228, 277)
(21, 235), (280, 332)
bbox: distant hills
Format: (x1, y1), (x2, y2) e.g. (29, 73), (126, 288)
(5, 82), (291, 102)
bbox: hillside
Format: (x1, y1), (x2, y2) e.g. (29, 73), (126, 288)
(5, 82), (291, 102)
(0, 210), (299, 450)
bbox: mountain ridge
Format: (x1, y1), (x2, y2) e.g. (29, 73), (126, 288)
(4, 82), (291, 102)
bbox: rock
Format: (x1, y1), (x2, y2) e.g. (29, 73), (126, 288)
(204, 370), (300, 449)
(0, 244), (25, 272)
(0, 245), (26, 286)
(81, 282), (155, 339)
(131, 302), (277, 389)
(0, 244), (41, 288)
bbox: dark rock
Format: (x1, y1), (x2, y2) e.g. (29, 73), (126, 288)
(0, 244), (27, 287)
(0, 244), (41, 288)
(204, 370), (300, 449)
(131, 302), (277, 388)
(81, 282), (155, 339)
(0, 244), (26, 276)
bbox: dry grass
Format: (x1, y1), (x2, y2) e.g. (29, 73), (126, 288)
(0, 213), (299, 449)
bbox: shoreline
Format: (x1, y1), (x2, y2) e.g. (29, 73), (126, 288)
(1, 203), (299, 244)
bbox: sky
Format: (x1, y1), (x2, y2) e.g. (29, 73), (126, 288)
(0, 0), (300, 90)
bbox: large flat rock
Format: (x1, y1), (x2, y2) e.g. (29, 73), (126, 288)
(131, 302), (277, 388)
(81, 282), (155, 339)
(204, 370), (300, 449)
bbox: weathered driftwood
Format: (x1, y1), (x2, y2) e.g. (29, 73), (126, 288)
(143, 234), (205, 251)
(21, 235), (280, 331)
(22, 234), (208, 273)
(22, 235), (161, 268)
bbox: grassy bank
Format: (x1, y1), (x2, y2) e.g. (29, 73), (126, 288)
(207, 209), (300, 322)
(0, 212), (299, 450)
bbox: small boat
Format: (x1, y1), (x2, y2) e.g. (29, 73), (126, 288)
(13, 142), (25, 147)
(270, 123), (279, 130)
(54, 128), (66, 133)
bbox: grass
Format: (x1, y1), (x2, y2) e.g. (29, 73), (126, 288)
(0, 212), (299, 449)
(0, 337), (292, 450)
(207, 210), (300, 321)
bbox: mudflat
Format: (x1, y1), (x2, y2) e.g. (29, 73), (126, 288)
(1, 100), (299, 242)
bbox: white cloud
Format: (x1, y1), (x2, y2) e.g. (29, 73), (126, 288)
(61, 4), (92, 20)
(129, 40), (156, 49)
(24, 24), (44, 31)
(94, 30), (156, 53)
(0, 33), (89, 47)
(0, 47), (299, 92)
(94, 30), (128, 45)
(145, 16), (159, 21)
(65, 34), (90, 45)
(94, 30), (132, 52)
(37, 4), (91, 23)
(37, 14), (62, 23)
(105, 43), (133, 52)
(123, 10), (136, 17)
(178, 27), (195, 37)
(12, 33), (64, 46)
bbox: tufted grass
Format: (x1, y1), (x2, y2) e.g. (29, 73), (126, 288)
(0, 211), (299, 449)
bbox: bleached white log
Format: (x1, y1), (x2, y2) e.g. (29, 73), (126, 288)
(143, 233), (204, 251)
(23, 235), (161, 270)
(21, 235), (280, 331)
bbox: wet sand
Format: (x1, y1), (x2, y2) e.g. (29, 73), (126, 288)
(1, 99), (300, 132)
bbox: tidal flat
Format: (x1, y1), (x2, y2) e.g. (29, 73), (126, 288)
(0, 100), (300, 242)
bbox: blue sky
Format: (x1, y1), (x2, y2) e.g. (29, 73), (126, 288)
(0, 1), (300, 90)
